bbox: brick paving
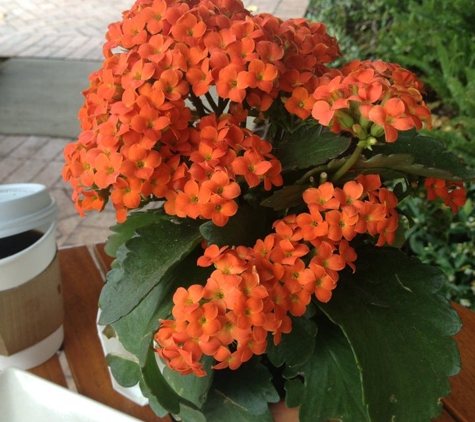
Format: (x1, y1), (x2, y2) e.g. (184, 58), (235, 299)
(0, 0), (310, 248)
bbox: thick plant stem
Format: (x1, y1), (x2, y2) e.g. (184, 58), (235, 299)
(331, 144), (364, 182)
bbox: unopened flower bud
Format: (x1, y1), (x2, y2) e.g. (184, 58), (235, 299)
(357, 137), (378, 150)
(370, 124), (385, 138)
(336, 111), (354, 130)
(352, 124), (367, 140)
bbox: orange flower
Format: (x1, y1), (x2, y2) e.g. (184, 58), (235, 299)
(239, 59), (278, 93)
(171, 13), (206, 44)
(155, 69), (189, 101)
(110, 176), (142, 211)
(311, 241), (346, 280)
(121, 59), (155, 90)
(365, 97), (414, 142)
(303, 183), (340, 211)
(186, 302), (221, 338)
(216, 65), (248, 103)
(201, 170), (241, 200)
(284, 87), (315, 120)
(232, 151), (272, 188)
(200, 195), (238, 227)
(174, 179), (211, 219)
(171, 285), (204, 321)
(197, 244), (229, 267)
(309, 262), (336, 303)
(186, 58), (214, 96)
(121, 144), (162, 180)
(333, 181), (364, 216)
(93, 152), (123, 189)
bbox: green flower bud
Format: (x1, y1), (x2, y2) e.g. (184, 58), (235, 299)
(370, 123), (385, 138)
(352, 124), (367, 140)
(336, 110), (354, 130)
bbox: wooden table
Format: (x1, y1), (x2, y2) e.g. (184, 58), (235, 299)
(28, 245), (475, 422)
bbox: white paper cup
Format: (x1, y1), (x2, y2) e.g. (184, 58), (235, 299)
(0, 184), (63, 370)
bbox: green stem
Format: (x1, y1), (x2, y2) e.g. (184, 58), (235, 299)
(331, 144), (365, 182)
(189, 91), (207, 118)
(296, 167), (324, 185)
(205, 92), (219, 113)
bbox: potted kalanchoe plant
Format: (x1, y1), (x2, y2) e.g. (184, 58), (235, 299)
(62, 0), (475, 420)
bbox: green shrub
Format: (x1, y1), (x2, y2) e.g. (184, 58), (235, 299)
(402, 186), (475, 310)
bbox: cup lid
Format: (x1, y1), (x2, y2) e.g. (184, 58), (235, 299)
(0, 184), (58, 238)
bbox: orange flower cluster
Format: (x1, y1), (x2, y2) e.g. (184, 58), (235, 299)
(62, 0), (342, 223)
(309, 60), (432, 142)
(154, 174), (399, 376)
(424, 178), (467, 214)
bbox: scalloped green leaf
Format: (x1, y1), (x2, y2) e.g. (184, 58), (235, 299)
(110, 248), (210, 365)
(105, 209), (165, 257)
(321, 132), (475, 182)
(260, 184), (310, 211)
(141, 349), (182, 415)
(98, 217), (203, 324)
(202, 358), (280, 421)
(284, 317), (370, 422)
(367, 131), (475, 181)
(276, 125), (352, 171)
(106, 353), (141, 388)
(200, 203), (267, 247)
(164, 355), (214, 408)
(266, 315), (317, 368)
(318, 246), (462, 422)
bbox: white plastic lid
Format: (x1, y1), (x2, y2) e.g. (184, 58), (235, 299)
(0, 184), (58, 239)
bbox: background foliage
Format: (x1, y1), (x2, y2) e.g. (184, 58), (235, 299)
(307, 0), (475, 309)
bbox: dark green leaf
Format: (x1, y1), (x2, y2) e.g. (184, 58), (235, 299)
(284, 317), (370, 422)
(141, 349), (182, 415)
(200, 203), (267, 247)
(105, 209), (165, 257)
(283, 379), (304, 408)
(98, 217), (203, 324)
(260, 184), (310, 211)
(319, 246), (462, 422)
(367, 131), (475, 181)
(139, 379), (169, 418)
(276, 126), (352, 171)
(164, 355), (213, 409)
(111, 249), (211, 365)
(173, 405), (207, 422)
(202, 358), (280, 421)
(266, 315), (317, 368)
(106, 353), (141, 388)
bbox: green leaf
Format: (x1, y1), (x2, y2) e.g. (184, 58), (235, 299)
(284, 317), (370, 422)
(318, 246), (462, 422)
(260, 184), (310, 211)
(138, 379), (169, 418)
(140, 348), (201, 416)
(164, 355), (214, 408)
(266, 315), (317, 368)
(276, 126), (352, 171)
(283, 379), (304, 408)
(106, 353), (141, 388)
(105, 209), (165, 257)
(202, 358), (280, 421)
(111, 248), (211, 364)
(200, 203), (268, 247)
(367, 131), (475, 181)
(98, 217), (203, 324)
(173, 405), (207, 422)
(140, 349), (182, 415)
